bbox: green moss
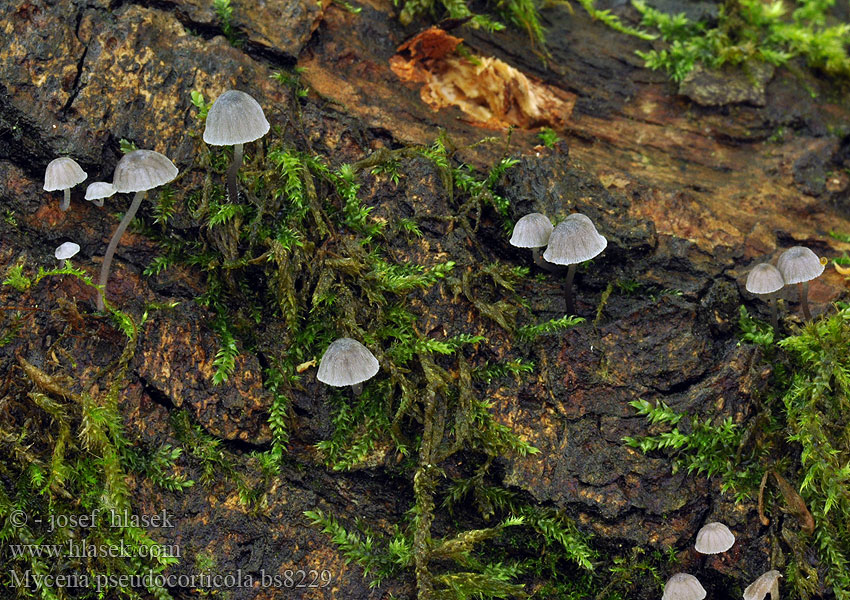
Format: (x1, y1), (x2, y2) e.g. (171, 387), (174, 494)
(778, 308), (850, 597)
(627, 0), (850, 81)
(2, 261), (31, 292)
(119, 138), (138, 154)
(129, 106), (585, 595)
(395, 0), (546, 48)
(517, 314), (584, 341)
(9, 85), (697, 598)
(577, 0), (657, 41)
(623, 397), (766, 501)
(1, 269), (181, 599)
(626, 303), (850, 599)
(213, 0), (240, 47)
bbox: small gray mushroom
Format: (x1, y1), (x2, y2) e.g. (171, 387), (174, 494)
(694, 521), (735, 554)
(743, 570), (781, 600)
(746, 263), (784, 331)
(543, 213), (607, 315)
(662, 573), (706, 600)
(317, 337), (379, 395)
(55, 241), (81, 261)
(776, 246), (824, 321)
(84, 181), (115, 208)
(97, 150), (178, 311)
(203, 90), (270, 204)
(510, 213), (554, 270)
(44, 157), (87, 212)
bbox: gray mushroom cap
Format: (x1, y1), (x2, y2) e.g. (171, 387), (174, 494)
(510, 213), (554, 248)
(85, 181), (116, 201)
(776, 246), (824, 285)
(543, 213), (607, 265)
(317, 338), (380, 387)
(113, 150), (178, 194)
(746, 263), (784, 295)
(54, 242), (80, 260)
(743, 570), (781, 600)
(694, 521), (735, 554)
(44, 157), (87, 191)
(662, 573), (706, 600)
(203, 90), (270, 146)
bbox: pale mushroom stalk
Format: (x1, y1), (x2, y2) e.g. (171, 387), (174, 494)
(565, 263), (577, 315)
(97, 191), (145, 311)
(97, 149), (178, 311)
(352, 382), (363, 396)
(61, 189), (71, 212)
(799, 282), (811, 321)
(531, 248), (555, 272)
(226, 142), (244, 203)
(770, 294), (779, 332)
(532, 247), (543, 268)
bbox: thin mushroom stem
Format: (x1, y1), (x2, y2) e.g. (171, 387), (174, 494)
(60, 188), (71, 212)
(351, 382), (363, 397)
(226, 142), (243, 203)
(532, 248), (555, 272)
(96, 190), (147, 311)
(565, 263), (577, 315)
(770, 294), (779, 333)
(799, 281), (812, 321)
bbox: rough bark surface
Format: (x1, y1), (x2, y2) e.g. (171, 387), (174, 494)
(2, 0), (850, 598)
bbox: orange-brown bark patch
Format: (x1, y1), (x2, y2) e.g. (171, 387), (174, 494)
(390, 28), (575, 129)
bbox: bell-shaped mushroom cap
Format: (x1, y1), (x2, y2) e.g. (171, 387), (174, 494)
(746, 263), (784, 295)
(317, 338), (380, 387)
(203, 90), (270, 146)
(695, 521), (735, 554)
(776, 246), (824, 285)
(113, 150), (178, 194)
(85, 181), (115, 201)
(543, 213), (607, 265)
(743, 570), (781, 600)
(662, 573), (706, 600)
(55, 241), (81, 260)
(510, 213), (554, 248)
(44, 157), (87, 191)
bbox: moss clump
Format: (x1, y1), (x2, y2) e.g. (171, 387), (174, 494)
(395, 0), (546, 48)
(777, 306), (850, 598)
(626, 304), (850, 600)
(135, 90), (598, 597)
(1, 268), (182, 599)
(631, 0), (850, 82)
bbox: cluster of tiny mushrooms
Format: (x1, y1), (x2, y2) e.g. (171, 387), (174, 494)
(745, 246), (826, 330)
(43, 87), (823, 594)
(662, 521), (781, 600)
(509, 211), (607, 314)
(44, 90), (269, 311)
